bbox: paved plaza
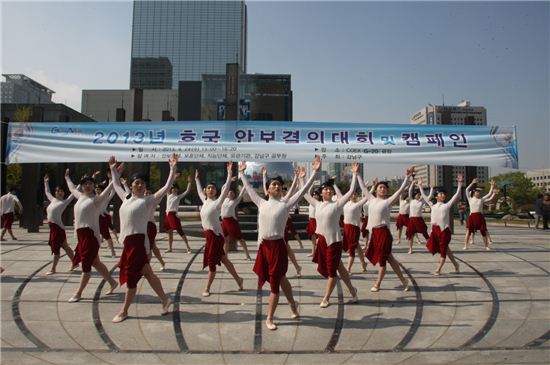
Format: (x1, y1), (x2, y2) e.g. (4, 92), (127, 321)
(1, 221), (549, 364)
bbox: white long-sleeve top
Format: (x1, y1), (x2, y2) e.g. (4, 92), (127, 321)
(343, 194), (370, 227)
(308, 204), (316, 218)
(303, 173), (358, 245)
(398, 198), (410, 215)
(45, 182), (74, 229)
(408, 183), (433, 217)
(196, 173), (232, 236)
(366, 176), (410, 231)
(221, 187), (246, 219)
(98, 190), (115, 215)
(241, 168), (317, 245)
(66, 176), (113, 242)
(421, 182), (462, 229)
(0, 193), (22, 214)
(165, 183), (191, 213)
(362, 201), (370, 217)
(110, 164), (176, 253)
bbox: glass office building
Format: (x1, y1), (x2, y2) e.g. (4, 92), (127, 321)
(130, 0), (247, 89)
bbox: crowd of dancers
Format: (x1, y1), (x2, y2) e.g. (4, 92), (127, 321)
(0, 156), (498, 330)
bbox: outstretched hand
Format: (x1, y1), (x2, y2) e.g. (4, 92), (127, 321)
(169, 153), (179, 168)
(65, 168), (70, 177)
(312, 155), (321, 171)
(406, 166), (415, 177)
(226, 161), (233, 173)
(44, 174), (49, 182)
(458, 175), (464, 183)
(238, 161), (247, 173)
(351, 162), (359, 173)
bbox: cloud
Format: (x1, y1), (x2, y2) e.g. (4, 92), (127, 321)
(24, 70), (83, 112)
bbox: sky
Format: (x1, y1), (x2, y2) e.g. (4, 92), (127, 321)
(1, 0), (549, 178)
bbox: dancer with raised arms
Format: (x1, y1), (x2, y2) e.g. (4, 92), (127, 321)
(164, 178), (192, 253)
(0, 187), (23, 241)
(65, 169), (118, 303)
(301, 164), (359, 308)
(419, 176), (463, 275)
(342, 187), (370, 274)
(220, 179), (252, 260)
(464, 178), (495, 250)
(108, 155), (176, 322)
(44, 175), (75, 275)
(239, 156), (320, 330)
(195, 163), (244, 298)
(406, 181), (433, 253)
(364, 167), (414, 292)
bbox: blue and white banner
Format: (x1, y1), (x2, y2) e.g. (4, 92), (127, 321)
(6, 121), (518, 168)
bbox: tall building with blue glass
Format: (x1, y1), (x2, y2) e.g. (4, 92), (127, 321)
(130, 0), (247, 89)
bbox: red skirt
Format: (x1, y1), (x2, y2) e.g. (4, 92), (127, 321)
(48, 222), (66, 255)
(467, 212), (487, 236)
(396, 214), (410, 230)
(284, 217), (297, 242)
(426, 225), (452, 258)
(253, 238), (288, 294)
(99, 213), (112, 240)
(1, 212), (14, 229)
(164, 211), (184, 236)
(306, 218), (317, 239)
(118, 234), (149, 289)
(365, 226), (393, 267)
(72, 227), (100, 273)
(147, 221), (157, 250)
(221, 217), (243, 240)
(360, 216), (369, 238)
(342, 224), (360, 257)
(313, 235), (342, 278)
(203, 230), (225, 271)
(406, 217), (430, 240)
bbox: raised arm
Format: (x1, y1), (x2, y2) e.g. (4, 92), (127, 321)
(239, 161), (264, 206)
(235, 185), (247, 204)
(448, 176), (464, 206)
(215, 162), (233, 210)
(427, 186), (435, 201)
(482, 179), (495, 201)
(418, 178), (434, 207)
(333, 181), (343, 199)
(178, 176), (193, 199)
(408, 180), (415, 200)
(387, 166), (414, 205)
(285, 156), (322, 208)
(44, 175), (55, 202)
(195, 169), (206, 203)
(95, 181), (114, 208)
(357, 175), (375, 200)
(298, 167), (320, 206)
(281, 169), (299, 202)
(262, 166), (269, 196)
(336, 164), (359, 209)
(153, 154), (178, 204)
(108, 157), (129, 201)
(64, 169), (82, 199)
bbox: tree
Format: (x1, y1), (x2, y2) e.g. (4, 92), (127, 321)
(489, 172), (541, 212)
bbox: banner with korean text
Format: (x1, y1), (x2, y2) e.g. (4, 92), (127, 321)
(6, 121), (518, 168)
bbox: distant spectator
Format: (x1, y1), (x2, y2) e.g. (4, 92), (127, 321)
(458, 200), (468, 225)
(534, 194), (543, 229)
(542, 193), (550, 230)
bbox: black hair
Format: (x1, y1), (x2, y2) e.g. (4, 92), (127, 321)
(374, 181), (389, 190)
(312, 190), (321, 197)
(320, 178), (335, 192)
(129, 173), (149, 186)
(265, 176), (284, 190)
(413, 189), (421, 196)
(54, 186), (64, 192)
(79, 176), (95, 185)
(436, 187), (447, 194)
(206, 181), (218, 190)
(8, 186), (16, 192)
